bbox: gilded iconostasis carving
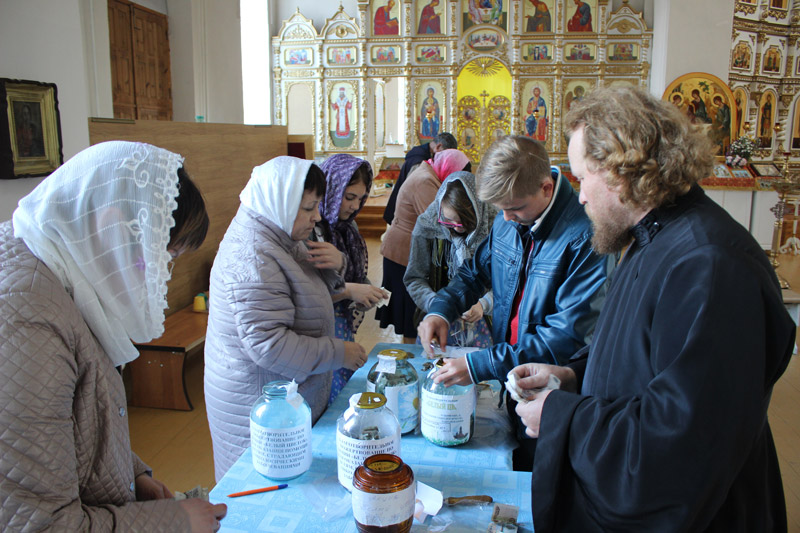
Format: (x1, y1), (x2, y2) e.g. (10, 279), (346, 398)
(272, 0), (651, 164)
(728, 0), (800, 162)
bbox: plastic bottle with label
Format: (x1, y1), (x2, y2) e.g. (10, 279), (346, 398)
(365, 349), (419, 434)
(420, 358), (476, 447)
(249, 380), (312, 480)
(351, 453), (415, 533)
(336, 392), (401, 491)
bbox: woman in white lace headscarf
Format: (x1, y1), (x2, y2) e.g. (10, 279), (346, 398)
(0, 141), (225, 531)
(204, 156), (368, 480)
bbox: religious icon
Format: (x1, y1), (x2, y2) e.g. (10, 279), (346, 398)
(463, 0), (507, 32)
(417, 0), (442, 34)
(12, 102), (46, 158)
(662, 73), (738, 156)
(524, 0), (552, 33)
(374, 0), (400, 35)
(566, 0), (593, 32)
(564, 84), (586, 112)
(329, 84), (356, 148)
(762, 47), (782, 74)
(758, 93), (774, 149)
(420, 87), (441, 139)
(731, 42), (751, 70)
(524, 86), (548, 141)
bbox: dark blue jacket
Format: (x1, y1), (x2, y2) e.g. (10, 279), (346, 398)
(383, 143), (431, 224)
(427, 168), (612, 381)
(533, 185), (792, 531)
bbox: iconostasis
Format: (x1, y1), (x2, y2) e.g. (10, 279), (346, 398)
(272, 0), (651, 166)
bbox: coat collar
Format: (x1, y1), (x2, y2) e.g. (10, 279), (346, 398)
(630, 185), (705, 247)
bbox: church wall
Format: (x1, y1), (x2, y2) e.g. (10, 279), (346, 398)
(0, 0), (89, 221)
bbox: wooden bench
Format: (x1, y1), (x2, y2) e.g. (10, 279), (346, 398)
(130, 305), (208, 410)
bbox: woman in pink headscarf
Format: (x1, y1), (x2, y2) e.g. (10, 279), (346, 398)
(377, 149), (471, 343)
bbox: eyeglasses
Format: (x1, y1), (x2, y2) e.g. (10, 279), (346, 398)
(437, 215), (464, 229)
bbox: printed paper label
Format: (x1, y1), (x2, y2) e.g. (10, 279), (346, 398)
(352, 484), (415, 526)
(336, 432), (400, 491)
(367, 381), (419, 434)
(250, 421), (312, 479)
(421, 389), (475, 446)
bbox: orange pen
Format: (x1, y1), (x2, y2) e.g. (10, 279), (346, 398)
(227, 483), (288, 498)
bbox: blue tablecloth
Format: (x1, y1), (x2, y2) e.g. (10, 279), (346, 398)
(208, 343), (528, 532)
(314, 343), (516, 471)
(210, 449), (533, 532)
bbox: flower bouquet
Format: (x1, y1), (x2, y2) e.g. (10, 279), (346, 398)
(725, 136), (756, 167)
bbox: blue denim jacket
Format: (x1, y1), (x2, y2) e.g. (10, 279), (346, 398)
(427, 168), (613, 382)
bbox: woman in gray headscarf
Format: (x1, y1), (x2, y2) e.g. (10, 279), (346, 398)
(404, 171), (495, 348)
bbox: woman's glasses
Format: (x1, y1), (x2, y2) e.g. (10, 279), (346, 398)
(437, 215), (464, 228)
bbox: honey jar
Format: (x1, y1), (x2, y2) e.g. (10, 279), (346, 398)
(351, 454), (415, 533)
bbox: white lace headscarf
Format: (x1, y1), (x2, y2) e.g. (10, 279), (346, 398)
(239, 156), (312, 236)
(12, 141), (183, 366)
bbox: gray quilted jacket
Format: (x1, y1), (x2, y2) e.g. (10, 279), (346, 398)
(0, 221), (190, 531)
(204, 206), (345, 480)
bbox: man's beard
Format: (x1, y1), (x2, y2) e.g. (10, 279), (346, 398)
(589, 213), (633, 254)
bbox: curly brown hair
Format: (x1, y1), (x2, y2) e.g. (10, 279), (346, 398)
(564, 86), (715, 210)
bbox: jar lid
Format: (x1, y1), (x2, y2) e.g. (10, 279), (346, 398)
(378, 348), (411, 360)
(356, 392), (387, 409)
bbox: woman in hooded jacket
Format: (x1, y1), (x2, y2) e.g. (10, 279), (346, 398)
(403, 171), (495, 349)
(377, 148), (471, 343)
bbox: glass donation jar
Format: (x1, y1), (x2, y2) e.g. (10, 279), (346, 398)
(336, 392), (401, 491)
(366, 349), (419, 434)
(352, 453), (415, 533)
(249, 380), (312, 480)
(420, 358), (476, 447)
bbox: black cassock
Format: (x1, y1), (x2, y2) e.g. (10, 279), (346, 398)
(533, 186), (793, 532)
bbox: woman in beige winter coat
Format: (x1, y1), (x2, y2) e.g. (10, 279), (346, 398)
(0, 141), (225, 532)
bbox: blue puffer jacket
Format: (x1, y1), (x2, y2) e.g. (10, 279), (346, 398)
(427, 168), (613, 382)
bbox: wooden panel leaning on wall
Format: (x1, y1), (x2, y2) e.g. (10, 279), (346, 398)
(89, 119), (288, 315)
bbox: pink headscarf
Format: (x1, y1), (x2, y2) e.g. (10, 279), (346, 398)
(427, 149), (470, 182)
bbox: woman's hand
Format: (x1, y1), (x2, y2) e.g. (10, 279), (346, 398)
(135, 473), (172, 500)
(179, 498), (228, 533)
(460, 302), (484, 323)
(343, 341), (368, 370)
(347, 283), (388, 309)
(306, 241), (344, 271)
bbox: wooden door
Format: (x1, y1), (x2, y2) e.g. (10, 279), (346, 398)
(108, 0), (172, 120)
(108, 0), (136, 119)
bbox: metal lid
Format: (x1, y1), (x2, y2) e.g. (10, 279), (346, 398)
(356, 392), (387, 409)
(377, 348), (411, 360)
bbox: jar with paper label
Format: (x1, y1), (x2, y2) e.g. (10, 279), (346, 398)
(420, 358), (476, 447)
(365, 349), (419, 434)
(249, 380), (312, 480)
(336, 392), (401, 491)
(351, 453), (415, 533)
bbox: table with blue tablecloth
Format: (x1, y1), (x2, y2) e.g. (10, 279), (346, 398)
(209, 343), (530, 532)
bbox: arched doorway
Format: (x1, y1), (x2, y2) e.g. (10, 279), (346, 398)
(456, 58), (512, 163)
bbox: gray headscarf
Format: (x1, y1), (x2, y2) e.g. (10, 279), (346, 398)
(412, 171), (496, 274)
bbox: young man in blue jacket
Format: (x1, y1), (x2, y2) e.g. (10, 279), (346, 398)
(418, 135), (612, 468)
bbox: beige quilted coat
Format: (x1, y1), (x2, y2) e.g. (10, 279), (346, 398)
(204, 207), (345, 481)
(0, 221), (190, 532)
